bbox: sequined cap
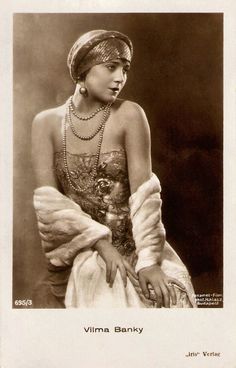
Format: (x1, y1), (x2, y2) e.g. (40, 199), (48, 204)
(67, 30), (133, 83)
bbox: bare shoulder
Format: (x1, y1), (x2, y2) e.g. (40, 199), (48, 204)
(114, 99), (149, 134)
(32, 104), (66, 134)
(115, 99), (145, 117)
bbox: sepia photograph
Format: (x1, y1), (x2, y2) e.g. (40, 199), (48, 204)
(13, 12), (223, 309)
(1, 1), (236, 367)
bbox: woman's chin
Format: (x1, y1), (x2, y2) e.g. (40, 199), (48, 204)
(90, 91), (120, 105)
(99, 95), (118, 105)
(108, 95), (118, 103)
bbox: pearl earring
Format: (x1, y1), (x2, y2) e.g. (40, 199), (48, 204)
(79, 87), (87, 95)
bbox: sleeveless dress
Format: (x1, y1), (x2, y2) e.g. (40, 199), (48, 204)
(33, 148), (196, 308)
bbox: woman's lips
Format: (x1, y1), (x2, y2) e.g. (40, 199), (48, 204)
(109, 87), (119, 93)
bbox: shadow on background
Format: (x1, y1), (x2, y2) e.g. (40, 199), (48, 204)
(13, 13), (223, 308)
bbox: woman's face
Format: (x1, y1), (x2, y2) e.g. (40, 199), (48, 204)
(83, 58), (130, 103)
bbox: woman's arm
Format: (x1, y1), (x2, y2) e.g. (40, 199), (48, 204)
(31, 110), (59, 188)
(32, 110), (92, 246)
(123, 101), (152, 194)
(124, 102), (185, 307)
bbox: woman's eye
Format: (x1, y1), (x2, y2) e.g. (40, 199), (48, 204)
(105, 64), (129, 75)
(107, 65), (115, 71)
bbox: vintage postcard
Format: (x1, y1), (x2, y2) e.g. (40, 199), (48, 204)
(1, 0), (236, 367)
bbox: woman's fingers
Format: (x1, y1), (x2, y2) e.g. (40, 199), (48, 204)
(153, 285), (163, 308)
(109, 263), (118, 288)
(139, 276), (150, 300)
(159, 283), (170, 308)
(123, 260), (138, 280)
(118, 263), (127, 288)
(107, 260), (137, 288)
(106, 262), (112, 284)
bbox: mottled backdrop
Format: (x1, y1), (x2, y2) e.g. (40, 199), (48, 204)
(13, 13), (223, 307)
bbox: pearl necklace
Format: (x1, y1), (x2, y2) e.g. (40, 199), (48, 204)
(67, 104), (108, 141)
(69, 95), (105, 121)
(63, 103), (111, 193)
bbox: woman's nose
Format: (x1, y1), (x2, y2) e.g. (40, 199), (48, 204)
(114, 67), (125, 83)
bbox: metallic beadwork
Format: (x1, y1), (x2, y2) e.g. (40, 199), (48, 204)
(67, 30), (133, 83)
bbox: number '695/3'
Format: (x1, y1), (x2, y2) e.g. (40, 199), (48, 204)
(14, 299), (32, 306)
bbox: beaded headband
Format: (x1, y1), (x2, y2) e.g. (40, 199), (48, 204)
(67, 30), (133, 83)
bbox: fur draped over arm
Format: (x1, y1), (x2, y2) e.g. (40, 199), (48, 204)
(33, 186), (112, 267)
(129, 174), (166, 273)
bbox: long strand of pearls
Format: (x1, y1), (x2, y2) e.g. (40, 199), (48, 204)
(63, 103), (111, 193)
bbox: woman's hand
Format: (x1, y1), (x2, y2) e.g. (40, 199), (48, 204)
(94, 239), (138, 288)
(138, 264), (186, 308)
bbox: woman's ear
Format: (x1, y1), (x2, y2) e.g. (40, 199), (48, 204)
(77, 70), (88, 83)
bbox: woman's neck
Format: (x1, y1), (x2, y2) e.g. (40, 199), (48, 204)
(72, 85), (104, 114)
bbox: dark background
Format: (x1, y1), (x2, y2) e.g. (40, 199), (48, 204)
(13, 13), (223, 307)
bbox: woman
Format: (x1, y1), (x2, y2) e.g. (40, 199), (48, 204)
(32, 30), (196, 308)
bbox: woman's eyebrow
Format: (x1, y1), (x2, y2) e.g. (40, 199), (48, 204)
(122, 60), (131, 68)
(105, 60), (120, 65)
(105, 60), (130, 66)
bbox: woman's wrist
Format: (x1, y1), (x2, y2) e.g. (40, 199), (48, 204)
(138, 263), (161, 275)
(94, 238), (111, 251)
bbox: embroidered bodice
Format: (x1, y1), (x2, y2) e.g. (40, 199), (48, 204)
(54, 149), (136, 256)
